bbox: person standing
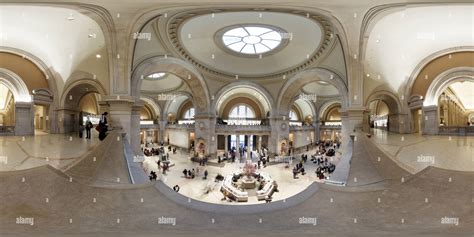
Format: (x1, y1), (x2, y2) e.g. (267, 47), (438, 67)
(98, 112), (109, 141)
(85, 116), (93, 139)
(78, 123), (84, 138)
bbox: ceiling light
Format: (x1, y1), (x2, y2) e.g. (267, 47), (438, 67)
(66, 13), (75, 21)
(96, 54), (101, 58)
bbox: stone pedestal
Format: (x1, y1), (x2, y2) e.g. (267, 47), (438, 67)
(14, 102), (34, 136)
(422, 105), (439, 135)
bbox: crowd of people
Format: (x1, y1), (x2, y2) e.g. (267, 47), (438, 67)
(310, 140), (338, 180)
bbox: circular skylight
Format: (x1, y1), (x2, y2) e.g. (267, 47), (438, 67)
(145, 72), (166, 79)
(222, 26), (283, 55)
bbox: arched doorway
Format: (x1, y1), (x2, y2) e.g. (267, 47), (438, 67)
(59, 79), (106, 135)
(0, 69), (34, 136)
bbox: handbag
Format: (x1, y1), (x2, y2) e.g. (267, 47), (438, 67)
(95, 123), (102, 132)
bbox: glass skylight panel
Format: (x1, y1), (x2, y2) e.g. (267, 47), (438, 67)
(222, 26), (282, 55)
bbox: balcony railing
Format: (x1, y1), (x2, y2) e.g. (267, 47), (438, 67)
(289, 125), (314, 131)
(215, 124), (271, 132)
(439, 126), (474, 135)
(166, 123), (195, 129)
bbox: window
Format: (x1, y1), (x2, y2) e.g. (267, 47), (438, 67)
(183, 107), (195, 119)
(289, 110), (299, 121)
(229, 105), (255, 119)
(145, 72), (166, 80)
(222, 25), (283, 55)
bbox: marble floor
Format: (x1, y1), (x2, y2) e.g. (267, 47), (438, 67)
(0, 132), (472, 237)
(142, 147), (341, 205)
(368, 129), (474, 173)
(0, 132), (100, 172)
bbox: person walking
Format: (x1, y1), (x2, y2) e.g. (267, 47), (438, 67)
(85, 116), (93, 139)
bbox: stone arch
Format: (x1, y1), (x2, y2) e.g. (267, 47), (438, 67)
(131, 56), (210, 114)
(365, 90), (402, 115)
(292, 98), (317, 123)
(319, 101), (342, 121)
(0, 69), (31, 103)
(163, 91), (195, 119)
(277, 68), (348, 116)
(365, 89), (405, 133)
(139, 96), (161, 120)
(60, 78), (107, 109)
(404, 47), (474, 109)
(212, 81), (275, 118)
(423, 67), (474, 108)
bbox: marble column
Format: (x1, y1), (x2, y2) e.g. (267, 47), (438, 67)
(422, 105), (439, 135)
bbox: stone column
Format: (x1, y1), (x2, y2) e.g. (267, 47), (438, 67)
(194, 114), (216, 156)
(130, 102), (142, 153)
(313, 120), (321, 142)
(422, 105), (439, 135)
(14, 102), (34, 136)
(224, 135), (228, 152)
(269, 116), (289, 156)
(103, 96), (134, 142)
(362, 110), (371, 133)
(340, 108), (364, 150)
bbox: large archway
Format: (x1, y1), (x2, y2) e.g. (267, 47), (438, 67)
(59, 79), (107, 134)
(365, 90), (403, 133)
(422, 67), (474, 135)
(131, 56), (210, 113)
(0, 69), (34, 136)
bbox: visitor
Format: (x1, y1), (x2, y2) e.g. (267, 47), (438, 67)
(173, 185), (180, 192)
(257, 160), (261, 169)
(78, 123), (84, 138)
(85, 116), (93, 139)
(157, 160), (161, 170)
(203, 170), (208, 180)
(183, 169), (187, 178)
(188, 170), (192, 178)
(98, 112), (109, 141)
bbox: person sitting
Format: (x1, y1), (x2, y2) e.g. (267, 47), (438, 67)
(265, 195), (272, 203)
(173, 185), (180, 192)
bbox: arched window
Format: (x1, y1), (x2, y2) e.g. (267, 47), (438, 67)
(229, 104), (255, 119)
(183, 107), (195, 119)
(289, 110), (299, 121)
